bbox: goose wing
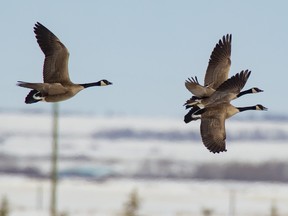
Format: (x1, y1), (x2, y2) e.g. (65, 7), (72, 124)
(216, 70), (251, 94)
(200, 108), (227, 153)
(203, 70), (251, 106)
(204, 34), (232, 90)
(185, 76), (214, 97)
(185, 76), (201, 93)
(34, 22), (71, 84)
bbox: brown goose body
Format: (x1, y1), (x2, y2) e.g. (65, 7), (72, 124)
(17, 22), (112, 103)
(199, 103), (267, 153)
(17, 81), (85, 102)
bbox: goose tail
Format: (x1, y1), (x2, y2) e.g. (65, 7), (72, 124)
(25, 90), (43, 104)
(184, 98), (200, 109)
(184, 106), (202, 123)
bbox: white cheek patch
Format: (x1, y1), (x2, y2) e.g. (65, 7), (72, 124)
(100, 81), (107, 86)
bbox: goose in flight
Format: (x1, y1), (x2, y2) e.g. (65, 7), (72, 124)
(184, 70), (263, 124)
(184, 70), (263, 123)
(18, 22), (112, 103)
(184, 34), (231, 121)
(185, 70), (263, 108)
(196, 103), (267, 153)
(190, 71), (267, 153)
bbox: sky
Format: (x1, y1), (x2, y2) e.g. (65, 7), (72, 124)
(1, 0), (287, 118)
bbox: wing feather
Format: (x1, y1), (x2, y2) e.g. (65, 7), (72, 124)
(200, 111), (227, 153)
(204, 34), (232, 89)
(203, 70), (251, 106)
(216, 70), (251, 94)
(185, 76), (214, 97)
(34, 22), (71, 84)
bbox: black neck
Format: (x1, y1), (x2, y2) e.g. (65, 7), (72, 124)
(237, 89), (252, 98)
(80, 81), (101, 88)
(237, 105), (256, 112)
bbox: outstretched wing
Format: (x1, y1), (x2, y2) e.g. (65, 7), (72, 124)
(204, 34), (232, 89)
(185, 76), (214, 97)
(203, 70), (251, 106)
(200, 109), (227, 153)
(216, 70), (251, 94)
(34, 22), (71, 84)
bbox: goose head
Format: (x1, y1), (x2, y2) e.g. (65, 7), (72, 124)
(80, 79), (113, 88)
(252, 87), (263, 93)
(256, 104), (268, 111)
(100, 79), (113, 86)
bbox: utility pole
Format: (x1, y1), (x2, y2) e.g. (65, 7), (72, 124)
(50, 103), (59, 216)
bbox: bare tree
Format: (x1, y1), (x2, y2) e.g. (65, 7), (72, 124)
(121, 189), (141, 216)
(202, 207), (213, 216)
(270, 200), (279, 216)
(0, 196), (9, 216)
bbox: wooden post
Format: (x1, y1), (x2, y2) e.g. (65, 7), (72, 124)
(36, 184), (43, 210)
(50, 103), (59, 216)
(228, 189), (236, 216)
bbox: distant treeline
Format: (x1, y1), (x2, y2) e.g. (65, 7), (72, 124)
(1, 155), (287, 183)
(92, 128), (288, 141)
(132, 160), (288, 182)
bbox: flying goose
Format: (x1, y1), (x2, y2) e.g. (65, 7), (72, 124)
(183, 34), (231, 122)
(184, 70), (263, 123)
(185, 70), (263, 108)
(185, 87), (263, 109)
(184, 34), (263, 110)
(187, 71), (267, 153)
(195, 103), (267, 153)
(17, 22), (112, 103)
(185, 34), (232, 98)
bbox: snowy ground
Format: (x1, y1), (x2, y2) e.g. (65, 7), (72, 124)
(1, 112), (288, 165)
(0, 176), (288, 216)
(0, 112), (288, 215)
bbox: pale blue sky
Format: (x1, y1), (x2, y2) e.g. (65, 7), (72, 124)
(1, 1), (286, 117)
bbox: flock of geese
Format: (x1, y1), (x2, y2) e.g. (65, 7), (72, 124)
(184, 34), (267, 153)
(17, 22), (267, 154)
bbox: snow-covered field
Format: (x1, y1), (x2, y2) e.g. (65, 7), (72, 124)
(1, 112), (288, 164)
(0, 177), (288, 216)
(0, 112), (288, 215)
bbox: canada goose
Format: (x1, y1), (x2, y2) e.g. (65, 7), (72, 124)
(185, 70), (263, 109)
(185, 34), (232, 98)
(195, 103), (267, 153)
(184, 70), (263, 123)
(185, 86), (263, 108)
(17, 22), (112, 103)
